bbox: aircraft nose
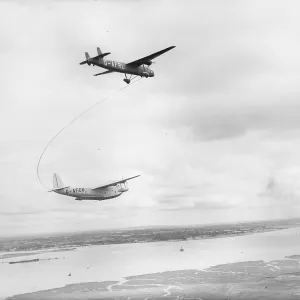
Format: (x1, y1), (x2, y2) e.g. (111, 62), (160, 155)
(151, 70), (154, 77)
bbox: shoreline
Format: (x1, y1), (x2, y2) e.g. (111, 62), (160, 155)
(2, 225), (300, 298)
(2, 218), (300, 254)
(6, 253), (300, 299)
(0, 226), (288, 258)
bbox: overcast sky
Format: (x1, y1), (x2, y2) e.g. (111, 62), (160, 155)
(1, 0), (300, 237)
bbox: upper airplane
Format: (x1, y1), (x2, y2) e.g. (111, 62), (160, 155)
(50, 173), (140, 201)
(79, 45), (176, 84)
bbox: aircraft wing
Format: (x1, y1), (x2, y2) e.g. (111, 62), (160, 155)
(91, 175), (140, 190)
(126, 46), (176, 67)
(94, 70), (114, 76)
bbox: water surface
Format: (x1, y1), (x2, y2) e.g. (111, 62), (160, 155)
(1, 227), (300, 299)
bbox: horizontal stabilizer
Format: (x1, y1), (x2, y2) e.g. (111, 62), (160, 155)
(97, 52), (111, 58)
(90, 52), (111, 61)
(48, 186), (70, 192)
(80, 52), (91, 65)
(94, 70), (114, 76)
(80, 52), (111, 65)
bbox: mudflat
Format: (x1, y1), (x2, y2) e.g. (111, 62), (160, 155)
(6, 256), (300, 299)
(2, 221), (300, 299)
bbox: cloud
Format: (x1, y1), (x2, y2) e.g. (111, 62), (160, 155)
(259, 168), (300, 204)
(2, 0), (300, 236)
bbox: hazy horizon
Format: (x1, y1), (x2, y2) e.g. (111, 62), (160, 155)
(1, 216), (299, 239)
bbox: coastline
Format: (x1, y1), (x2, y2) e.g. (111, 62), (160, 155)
(0, 225), (290, 259)
(6, 253), (300, 299)
(1, 226), (300, 298)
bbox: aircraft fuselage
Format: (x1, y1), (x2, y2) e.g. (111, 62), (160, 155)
(90, 58), (154, 77)
(54, 184), (128, 201)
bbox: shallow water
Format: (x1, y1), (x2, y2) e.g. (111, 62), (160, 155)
(1, 227), (300, 299)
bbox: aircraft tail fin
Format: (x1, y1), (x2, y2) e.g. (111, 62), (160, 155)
(53, 173), (65, 190)
(79, 49), (110, 66)
(48, 173), (70, 192)
(79, 52), (91, 65)
(95, 47), (110, 60)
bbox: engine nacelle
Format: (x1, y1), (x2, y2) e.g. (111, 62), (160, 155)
(144, 60), (152, 66)
(142, 72), (149, 78)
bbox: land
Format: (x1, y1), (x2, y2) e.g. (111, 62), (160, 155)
(286, 255), (300, 260)
(3, 219), (300, 299)
(6, 256), (300, 299)
(0, 247), (75, 260)
(0, 252), (39, 260)
(1, 218), (300, 254)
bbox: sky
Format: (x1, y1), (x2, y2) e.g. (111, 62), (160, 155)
(1, 0), (300, 236)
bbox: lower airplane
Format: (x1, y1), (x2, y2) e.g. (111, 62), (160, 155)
(80, 45), (175, 84)
(50, 173), (140, 201)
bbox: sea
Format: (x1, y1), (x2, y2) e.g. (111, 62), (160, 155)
(0, 227), (300, 299)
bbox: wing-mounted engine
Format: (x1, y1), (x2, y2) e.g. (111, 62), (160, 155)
(117, 181), (129, 193)
(91, 175), (140, 191)
(144, 60), (152, 66)
(141, 72), (150, 78)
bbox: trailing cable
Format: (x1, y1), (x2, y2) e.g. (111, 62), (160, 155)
(36, 77), (142, 190)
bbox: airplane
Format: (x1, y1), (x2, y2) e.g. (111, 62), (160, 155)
(79, 45), (176, 84)
(50, 173), (140, 201)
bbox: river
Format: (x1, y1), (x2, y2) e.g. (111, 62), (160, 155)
(1, 227), (300, 299)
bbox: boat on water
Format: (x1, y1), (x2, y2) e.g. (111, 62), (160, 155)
(9, 258), (39, 264)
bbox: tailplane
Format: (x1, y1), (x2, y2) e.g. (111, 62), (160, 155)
(79, 48), (110, 65)
(95, 46), (111, 59)
(79, 52), (91, 65)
